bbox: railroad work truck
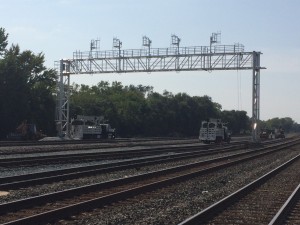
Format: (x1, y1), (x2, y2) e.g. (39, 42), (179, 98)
(199, 119), (231, 143)
(260, 127), (285, 139)
(70, 115), (116, 139)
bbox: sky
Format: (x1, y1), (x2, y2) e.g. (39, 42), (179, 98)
(1, 0), (300, 123)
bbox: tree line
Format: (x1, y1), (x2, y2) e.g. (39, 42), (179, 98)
(259, 117), (300, 133)
(0, 27), (299, 139)
(70, 81), (250, 137)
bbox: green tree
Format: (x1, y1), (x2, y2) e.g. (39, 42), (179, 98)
(69, 82), (224, 137)
(263, 117), (295, 133)
(221, 110), (250, 134)
(0, 28), (57, 138)
(0, 28), (8, 56)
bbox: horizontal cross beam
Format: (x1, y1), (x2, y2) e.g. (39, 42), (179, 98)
(61, 51), (263, 75)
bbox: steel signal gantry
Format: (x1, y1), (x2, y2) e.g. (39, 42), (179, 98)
(56, 34), (265, 141)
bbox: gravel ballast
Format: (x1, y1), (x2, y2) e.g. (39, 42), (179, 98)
(0, 140), (298, 225)
(50, 146), (300, 224)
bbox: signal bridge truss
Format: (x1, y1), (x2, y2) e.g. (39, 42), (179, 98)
(56, 39), (265, 141)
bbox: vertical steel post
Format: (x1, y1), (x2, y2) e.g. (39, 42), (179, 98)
(57, 60), (64, 137)
(56, 59), (71, 138)
(118, 48), (121, 72)
(66, 72), (70, 137)
(252, 52), (260, 141)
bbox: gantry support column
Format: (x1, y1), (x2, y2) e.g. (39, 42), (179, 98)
(56, 59), (70, 138)
(252, 52), (260, 142)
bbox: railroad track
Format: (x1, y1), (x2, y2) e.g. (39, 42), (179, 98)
(0, 138), (283, 167)
(179, 150), (300, 224)
(0, 137), (199, 147)
(0, 143), (245, 190)
(0, 143), (208, 167)
(0, 136), (253, 156)
(0, 139), (284, 190)
(0, 138), (298, 225)
(0, 140), (253, 167)
(0, 138), (200, 156)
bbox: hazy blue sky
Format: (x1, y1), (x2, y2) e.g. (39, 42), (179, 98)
(1, 0), (300, 123)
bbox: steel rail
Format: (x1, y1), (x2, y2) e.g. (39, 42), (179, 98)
(0, 139), (298, 225)
(178, 154), (300, 225)
(268, 183), (300, 225)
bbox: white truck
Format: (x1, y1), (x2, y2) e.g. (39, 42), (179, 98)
(199, 119), (231, 143)
(70, 115), (116, 139)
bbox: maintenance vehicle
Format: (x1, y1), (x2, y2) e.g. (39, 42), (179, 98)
(260, 128), (285, 139)
(70, 115), (116, 139)
(199, 118), (231, 143)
